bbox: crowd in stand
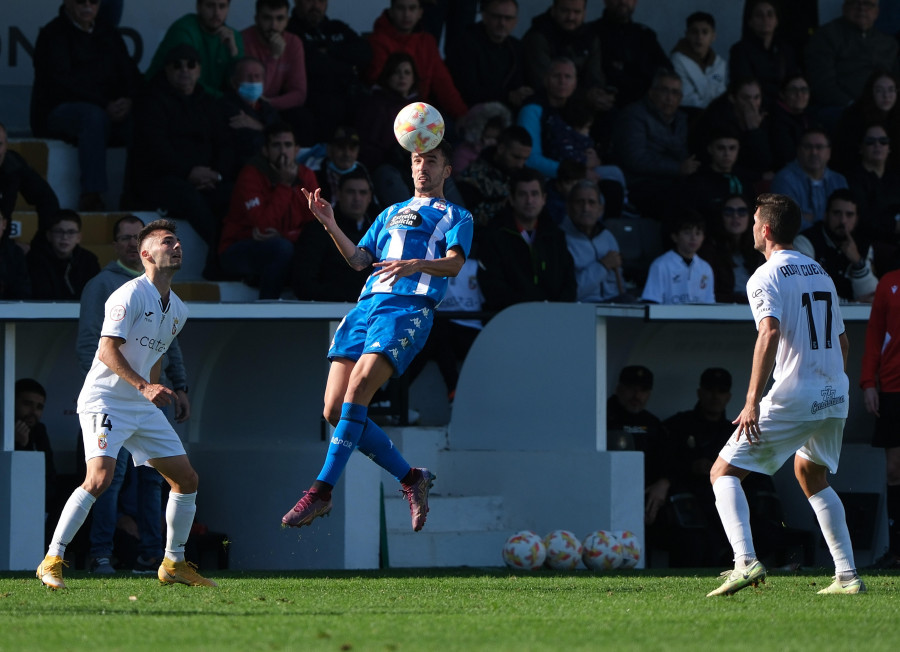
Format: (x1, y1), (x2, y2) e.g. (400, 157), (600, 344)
(1, 0), (900, 307)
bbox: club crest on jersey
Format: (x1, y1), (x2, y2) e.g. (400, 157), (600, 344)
(109, 305), (126, 321)
(433, 200), (447, 210)
(388, 208), (423, 228)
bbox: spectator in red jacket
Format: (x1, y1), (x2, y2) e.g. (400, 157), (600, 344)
(219, 122), (318, 298)
(366, 0), (468, 120)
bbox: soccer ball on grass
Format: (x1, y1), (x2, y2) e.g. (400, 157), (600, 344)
(616, 530), (642, 569)
(543, 530), (583, 570)
(501, 530), (547, 570)
(393, 102), (445, 153)
(582, 530), (624, 570)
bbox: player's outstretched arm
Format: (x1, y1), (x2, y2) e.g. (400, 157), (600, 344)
(97, 336), (176, 408)
(302, 187), (374, 271)
(733, 316), (780, 444)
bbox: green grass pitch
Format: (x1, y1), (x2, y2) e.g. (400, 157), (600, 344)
(1, 567), (897, 651)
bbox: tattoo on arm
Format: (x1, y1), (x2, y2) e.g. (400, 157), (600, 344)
(349, 248), (374, 269)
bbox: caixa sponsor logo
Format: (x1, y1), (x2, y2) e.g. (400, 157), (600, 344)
(138, 336), (167, 352)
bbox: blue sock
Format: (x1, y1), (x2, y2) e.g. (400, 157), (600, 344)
(317, 403), (368, 486)
(357, 418), (412, 481)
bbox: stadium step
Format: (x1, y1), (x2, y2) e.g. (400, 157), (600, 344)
(383, 494), (507, 568)
(386, 530), (510, 569)
(383, 494), (504, 533)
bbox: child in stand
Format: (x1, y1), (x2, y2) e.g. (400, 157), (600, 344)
(640, 211), (715, 304)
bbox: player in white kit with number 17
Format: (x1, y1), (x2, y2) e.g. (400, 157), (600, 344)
(36, 219), (216, 589)
(707, 193), (866, 596)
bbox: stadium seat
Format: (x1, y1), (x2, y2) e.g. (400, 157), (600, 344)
(604, 216), (663, 289)
(9, 138), (126, 211)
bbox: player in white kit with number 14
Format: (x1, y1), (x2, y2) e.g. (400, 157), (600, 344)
(706, 193), (866, 596)
(36, 219), (216, 589)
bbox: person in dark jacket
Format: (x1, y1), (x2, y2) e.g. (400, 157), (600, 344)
(477, 168), (576, 311)
(287, 0), (372, 143)
(220, 57), (280, 168)
(26, 209), (100, 301)
(128, 44), (234, 257)
(728, 0), (800, 110)
(447, 0), (532, 110)
(768, 74), (813, 170)
(593, 0), (671, 109)
(14, 378), (58, 545)
(0, 123), (60, 231)
(30, 0), (142, 211)
(523, 0), (612, 111)
(691, 78), (773, 184)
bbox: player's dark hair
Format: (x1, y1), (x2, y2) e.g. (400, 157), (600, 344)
(498, 125), (532, 149)
(256, 0), (289, 12)
(113, 214), (145, 240)
(139, 219), (178, 248)
(47, 209), (82, 230)
(15, 378), (46, 398)
(755, 193), (801, 244)
(825, 188), (858, 214)
(424, 139), (454, 166)
(509, 167), (546, 194)
(686, 11), (715, 29)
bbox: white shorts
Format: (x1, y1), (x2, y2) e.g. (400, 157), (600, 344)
(719, 409), (845, 476)
(79, 405), (185, 467)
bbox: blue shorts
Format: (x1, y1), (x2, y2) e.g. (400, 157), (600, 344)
(328, 293), (436, 376)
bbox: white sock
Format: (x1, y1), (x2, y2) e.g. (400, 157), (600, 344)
(165, 491), (197, 563)
(47, 487), (96, 558)
(809, 486), (856, 576)
(713, 475), (756, 566)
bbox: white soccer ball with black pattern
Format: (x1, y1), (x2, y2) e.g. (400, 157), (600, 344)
(616, 530), (642, 569)
(582, 530), (624, 571)
(543, 530), (583, 570)
(393, 102), (445, 153)
(501, 530), (546, 570)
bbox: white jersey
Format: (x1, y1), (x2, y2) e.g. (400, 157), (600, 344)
(77, 275), (188, 414)
(640, 250), (715, 304)
(747, 249), (849, 421)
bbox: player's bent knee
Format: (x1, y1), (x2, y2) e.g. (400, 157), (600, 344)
(323, 408), (341, 428)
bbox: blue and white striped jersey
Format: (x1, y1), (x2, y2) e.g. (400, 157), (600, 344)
(357, 196), (474, 304)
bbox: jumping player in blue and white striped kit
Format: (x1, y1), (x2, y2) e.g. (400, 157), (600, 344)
(282, 140), (473, 532)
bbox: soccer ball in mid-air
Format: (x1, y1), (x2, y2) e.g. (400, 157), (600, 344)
(393, 102), (445, 153)
(616, 530), (642, 569)
(502, 531), (547, 570)
(582, 530), (623, 571)
(543, 530), (583, 570)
